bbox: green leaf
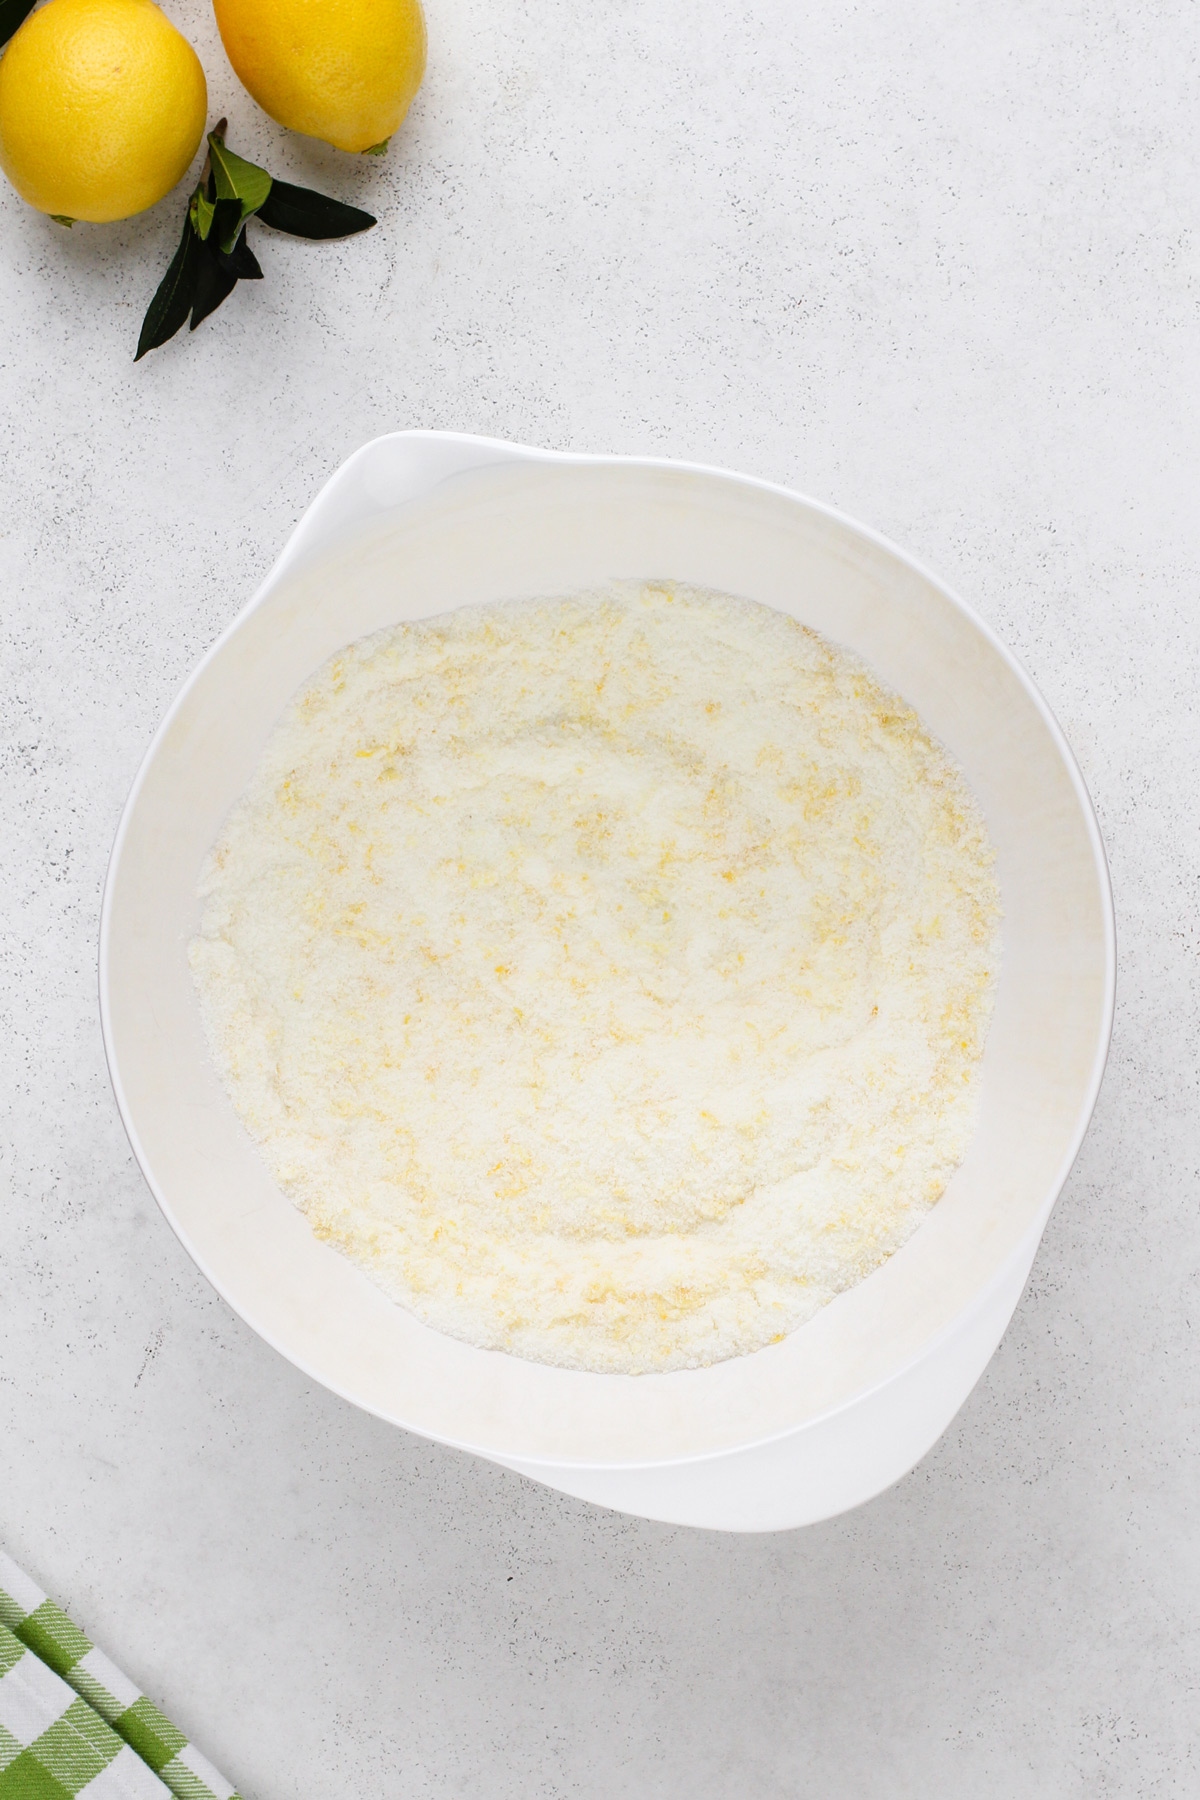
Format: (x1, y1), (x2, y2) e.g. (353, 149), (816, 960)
(207, 133), (273, 220)
(189, 188), (216, 240)
(50, 215), (74, 228)
(189, 240), (238, 331)
(211, 195), (246, 255)
(0, 0), (36, 48)
(135, 214), (202, 360)
(361, 139), (390, 156)
(216, 230), (263, 281)
(256, 179), (376, 240)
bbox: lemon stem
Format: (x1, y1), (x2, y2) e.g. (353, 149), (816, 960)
(199, 118), (226, 186)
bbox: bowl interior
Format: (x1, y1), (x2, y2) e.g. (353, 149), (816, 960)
(102, 456), (1112, 1466)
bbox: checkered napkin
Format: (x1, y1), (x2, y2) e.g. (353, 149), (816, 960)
(0, 1551), (242, 1800)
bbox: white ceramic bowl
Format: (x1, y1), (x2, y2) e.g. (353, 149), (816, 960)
(101, 431), (1115, 1532)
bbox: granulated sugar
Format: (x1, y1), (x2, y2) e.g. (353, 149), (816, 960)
(190, 581), (1000, 1373)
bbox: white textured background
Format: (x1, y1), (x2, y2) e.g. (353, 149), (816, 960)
(2, 1), (1198, 1794)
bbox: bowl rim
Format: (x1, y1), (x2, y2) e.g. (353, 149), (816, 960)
(98, 430), (1117, 1470)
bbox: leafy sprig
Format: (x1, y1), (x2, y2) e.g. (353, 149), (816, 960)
(136, 123), (375, 359)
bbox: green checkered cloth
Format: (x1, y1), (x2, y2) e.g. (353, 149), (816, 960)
(0, 1552), (242, 1800)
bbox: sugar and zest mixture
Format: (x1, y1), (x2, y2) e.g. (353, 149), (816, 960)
(190, 582), (1000, 1373)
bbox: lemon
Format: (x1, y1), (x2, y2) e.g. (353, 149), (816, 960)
(0, 0), (206, 223)
(213, 0), (426, 154)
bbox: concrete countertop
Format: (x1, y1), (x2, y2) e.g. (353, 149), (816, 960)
(2, 1), (1196, 1794)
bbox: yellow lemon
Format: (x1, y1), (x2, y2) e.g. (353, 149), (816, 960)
(0, 0), (206, 223)
(213, 0), (426, 154)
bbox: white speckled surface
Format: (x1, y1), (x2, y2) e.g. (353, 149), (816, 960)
(1, 1), (1196, 1794)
